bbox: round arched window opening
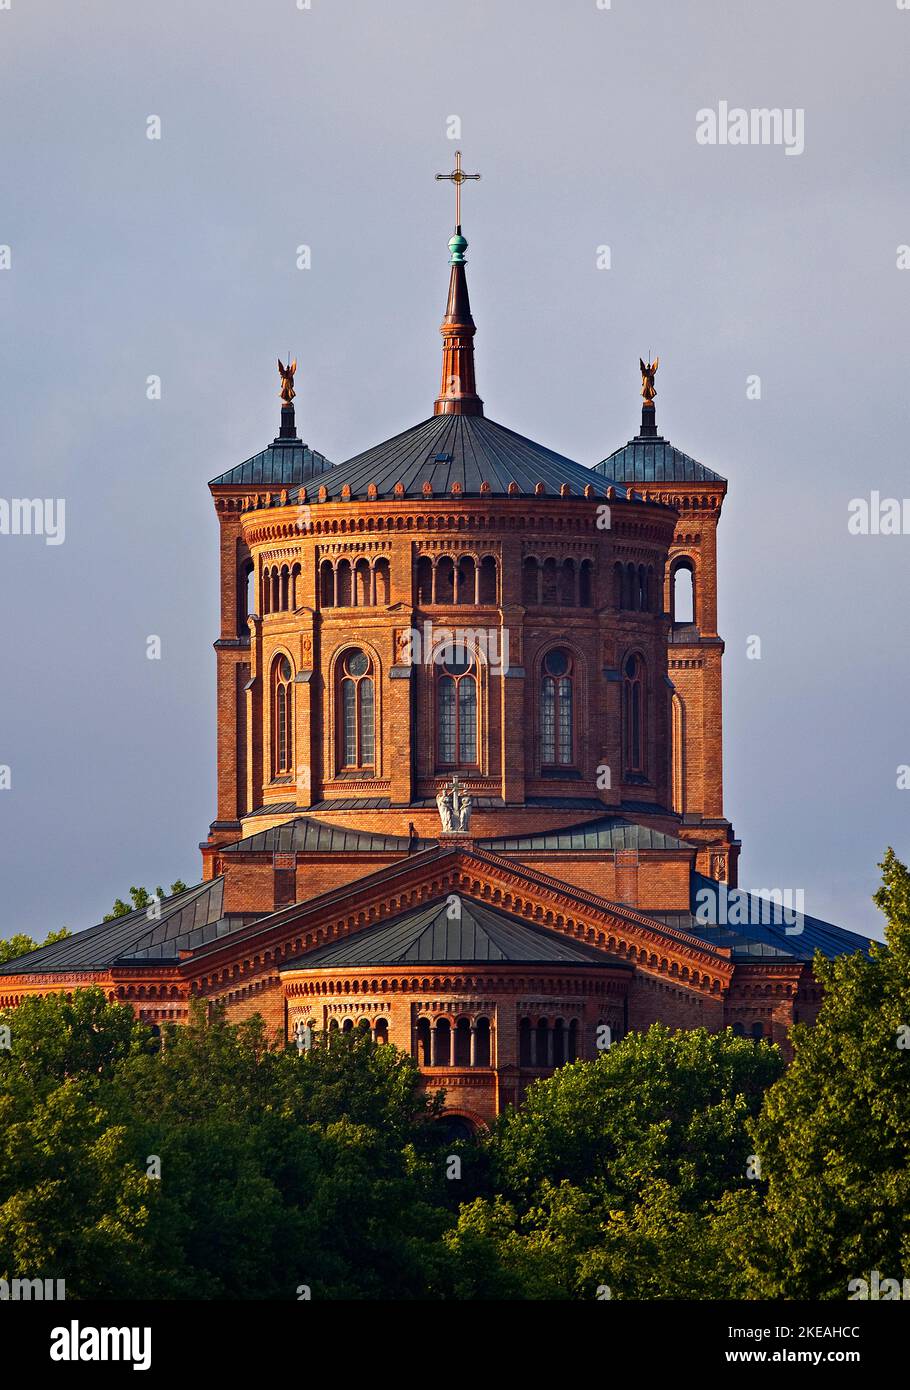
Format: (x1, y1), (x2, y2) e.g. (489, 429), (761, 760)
(339, 648), (375, 769)
(541, 647), (574, 766)
(437, 656), (478, 767)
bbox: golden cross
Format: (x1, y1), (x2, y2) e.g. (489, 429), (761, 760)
(435, 150), (480, 229)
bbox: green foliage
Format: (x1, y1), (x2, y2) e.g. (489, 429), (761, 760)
(728, 847), (910, 1298)
(2, 850), (908, 1299)
(0, 995), (450, 1299)
(0, 928), (71, 965)
(103, 883), (188, 921)
(444, 1026), (781, 1298)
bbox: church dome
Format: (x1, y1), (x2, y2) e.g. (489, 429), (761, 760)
(296, 411), (623, 502)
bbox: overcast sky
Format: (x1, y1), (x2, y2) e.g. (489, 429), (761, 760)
(1, 0), (907, 940)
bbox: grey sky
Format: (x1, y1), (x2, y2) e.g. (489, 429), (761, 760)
(1, 0), (907, 940)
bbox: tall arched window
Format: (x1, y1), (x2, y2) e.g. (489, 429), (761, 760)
(522, 557), (539, 605)
(671, 692), (685, 814)
(437, 655), (478, 767)
(540, 647), (574, 766)
(623, 653), (646, 774)
(320, 560), (335, 607)
(478, 555), (497, 604)
(672, 560), (695, 624)
(416, 556), (433, 605)
(374, 558), (390, 605)
(579, 560), (593, 607)
(272, 655), (294, 777)
(338, 648), (375, 769)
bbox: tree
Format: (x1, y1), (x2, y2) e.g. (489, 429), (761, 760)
(0, 928), (71, 965)
(444, 1026), (782, 1299)
(730, 848), (910, 1298)
(0, 994), (451, 1299)
(103, 883), (188, 921)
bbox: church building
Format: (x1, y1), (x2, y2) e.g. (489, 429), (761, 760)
(1, 161), (872, 1132)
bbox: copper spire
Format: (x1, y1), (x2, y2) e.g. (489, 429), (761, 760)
(433, 153), (483, 417)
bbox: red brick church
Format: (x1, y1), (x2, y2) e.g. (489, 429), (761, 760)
(1, 169), (871, 1131)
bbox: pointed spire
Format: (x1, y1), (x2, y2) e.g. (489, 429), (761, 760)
(434, 228), (484, 416)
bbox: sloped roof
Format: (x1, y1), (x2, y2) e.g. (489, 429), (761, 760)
(0, 880), (262, 973)
(595, 433), (726, 485)
(481, 815), (691, 853)
(209, 439), (334, 489)
(221, 815), (432, 856)
(647, 874), (876, 962)
(289, 413), (629, 502)
(284, 897), (627, 970)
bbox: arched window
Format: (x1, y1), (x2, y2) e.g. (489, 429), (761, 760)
(290, 563), (301, 610)
(416, 556), (433, 604)
(623, 653), (645, 775)
(433, 1018), (452, 1066)
(238, 558), (255, 634)
(271, 568), (280, 613)
(336, 559), (352, 606)
(415, 1016), (431, 1065)
(578, 560), (593, 607)
(435, 556), (455, 604)
(540, 648), (574, 766)
(671, 692), (685, 814)
(374, 558), (390, 606)
(374, 1018), (389, 1045)
(522, 557), (539, 606)
(437, 655), (478, 767)
(626, 562), (637, 610)
(552, 1018), (566, 1067)
(280, 565), (290, 611)
(559, 559), (576, 606)
(518, 1017), (532, 1066)
(536, 1018), (550, 1067)
(354, 558), (371, 607)
(541, 558), (558, 605)
(751, 1021), (765, 1041)
(478, 555), (497, 604)
(272, 655), (294, 777)
(672, 560), (695, 624)
(637, 564), (648, 612)
(338, 648), (375, 769)
(456, 556), (476, 605)
(320, 560), (335, 608)
(454, 1017), (471, 1065)
(474, 1016), (491, 1066)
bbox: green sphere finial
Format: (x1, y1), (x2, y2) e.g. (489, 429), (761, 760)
(448, 231), (468, 264)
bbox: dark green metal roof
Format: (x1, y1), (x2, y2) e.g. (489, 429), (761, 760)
(595, 432), (726, 485)
(647, 875), (876, 962)
(481, 815), (691, 853)
(287, 413), (633, 503)
(220, 815), (432, 856)
(0, 880), (264, 973)
(209, 438), (334, 489)
(284, 897), (626, 969)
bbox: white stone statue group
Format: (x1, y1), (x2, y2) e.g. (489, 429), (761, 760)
(436, 774), (472, 833)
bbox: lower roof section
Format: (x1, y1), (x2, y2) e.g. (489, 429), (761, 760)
(283, 897), (629, 970)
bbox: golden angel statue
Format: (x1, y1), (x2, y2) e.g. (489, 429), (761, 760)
(278, 357), (298, 404)
(640, 356), (659, 403)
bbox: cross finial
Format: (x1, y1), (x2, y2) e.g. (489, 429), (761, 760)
(435, 150), (480, 230)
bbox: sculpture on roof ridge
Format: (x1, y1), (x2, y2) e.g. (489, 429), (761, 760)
(436, 775), (472, 834)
